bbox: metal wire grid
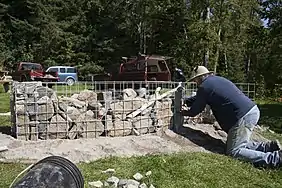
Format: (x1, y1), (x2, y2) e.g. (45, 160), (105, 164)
(12, 81), (181, 140)
(11, 81), (255, 140)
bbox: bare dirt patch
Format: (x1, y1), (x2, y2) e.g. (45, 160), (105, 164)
(0, 123), (268, 164)
(0, 130), (205, 164)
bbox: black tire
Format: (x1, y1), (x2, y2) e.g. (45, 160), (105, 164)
(21, 76), (27, 82)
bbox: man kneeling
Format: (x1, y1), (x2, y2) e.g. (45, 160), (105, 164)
(181, 65), (281, 168)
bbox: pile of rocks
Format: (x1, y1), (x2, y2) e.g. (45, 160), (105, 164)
(88, 169), (155, 188)
(11, 82), (175, 140)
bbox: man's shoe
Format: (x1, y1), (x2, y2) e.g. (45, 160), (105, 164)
(266, 140), (281, 152)
(278, 150), (282, 167)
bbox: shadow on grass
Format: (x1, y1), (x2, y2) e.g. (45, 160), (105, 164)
(257, 103), (282, 133)
(0, 115), (11, 135)
(0, 126), (11, 135)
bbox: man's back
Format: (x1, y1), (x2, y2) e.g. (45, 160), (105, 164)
(201, 75), (255, 132)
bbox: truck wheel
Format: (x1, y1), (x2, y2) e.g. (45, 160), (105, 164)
(66, 78), (75, 86)
(21, 76), (27, 82)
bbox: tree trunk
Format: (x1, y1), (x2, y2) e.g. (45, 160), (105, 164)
(224, 50), (228, 72)
(204, 50), (209, 67)
(183, 24), (188, 40)
(138, 21), (143, 53)
(214, 28), (221, 73)
(204, 4), (210, 67)
(247, 55), (251, 74)
(143, 2), (147, 54)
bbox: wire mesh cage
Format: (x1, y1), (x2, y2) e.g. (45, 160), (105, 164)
(10, 81), (255, 141)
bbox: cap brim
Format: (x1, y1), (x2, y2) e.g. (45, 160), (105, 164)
(188, 71), (213, 82)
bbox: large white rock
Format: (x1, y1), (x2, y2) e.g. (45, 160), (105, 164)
(110, 97), (146, 116)
(36, 96), (54, 121)
(49, 114), (69, 139)
(132, 117), (155, 134)
(77, 90), (97, 102)
(121, 88), (137, 100)
(74, 111), (104, 138)
(105, 116), (132, 137)
(66, 106), (81, 121)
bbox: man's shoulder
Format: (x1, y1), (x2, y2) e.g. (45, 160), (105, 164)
(200, 75), (235, 91)
(203, 75), (231, 85)
(201, 75), (221, 85)
(207, 75), (226, 80)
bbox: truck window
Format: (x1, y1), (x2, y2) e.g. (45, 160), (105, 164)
(48, 68), (58, 72)
(67, 68), (76, 73)
(137, 60), (146, 71)
(33, 64), (42, 70)
(147, 65), (158, 72)
(60, 68), (66, 73)
(158, 61), (168, 72)
(21, 64), (32, 70)
(21, 63), (41, 71)
(123, 64), (136, 72)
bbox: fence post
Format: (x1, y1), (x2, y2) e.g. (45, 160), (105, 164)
(10, 82), (16, 138)
(172, 83), (184, 133)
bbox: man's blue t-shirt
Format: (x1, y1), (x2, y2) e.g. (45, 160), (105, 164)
(184, 75), (256, 132)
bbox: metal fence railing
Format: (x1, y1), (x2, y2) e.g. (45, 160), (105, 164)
(235, 83), (256, 100)
(10, 81), (255, 141)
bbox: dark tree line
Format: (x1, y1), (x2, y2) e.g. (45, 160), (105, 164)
(0, 0), (281, 96)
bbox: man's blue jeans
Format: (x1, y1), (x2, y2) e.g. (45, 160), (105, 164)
(226, 105), (281, 167)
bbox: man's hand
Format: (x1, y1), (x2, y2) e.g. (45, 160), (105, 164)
(183, 95), (196, 107)
(181, 106), (189, 116)
(181, 106), (200, 125)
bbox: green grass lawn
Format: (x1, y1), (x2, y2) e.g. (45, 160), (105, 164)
(52, 83), (93, 96)
(0, 93), (10, 113)
(1, 152), (282, 188)
(256, 99), (282, 133)
(0, 84), (10, 113)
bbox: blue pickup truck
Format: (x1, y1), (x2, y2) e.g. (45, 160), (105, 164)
(46, 66), (78, 86)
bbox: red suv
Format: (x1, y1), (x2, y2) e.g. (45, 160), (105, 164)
(117, 54), (172, 81)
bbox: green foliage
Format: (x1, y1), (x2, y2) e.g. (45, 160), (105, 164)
(0, 0), (281, 88)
